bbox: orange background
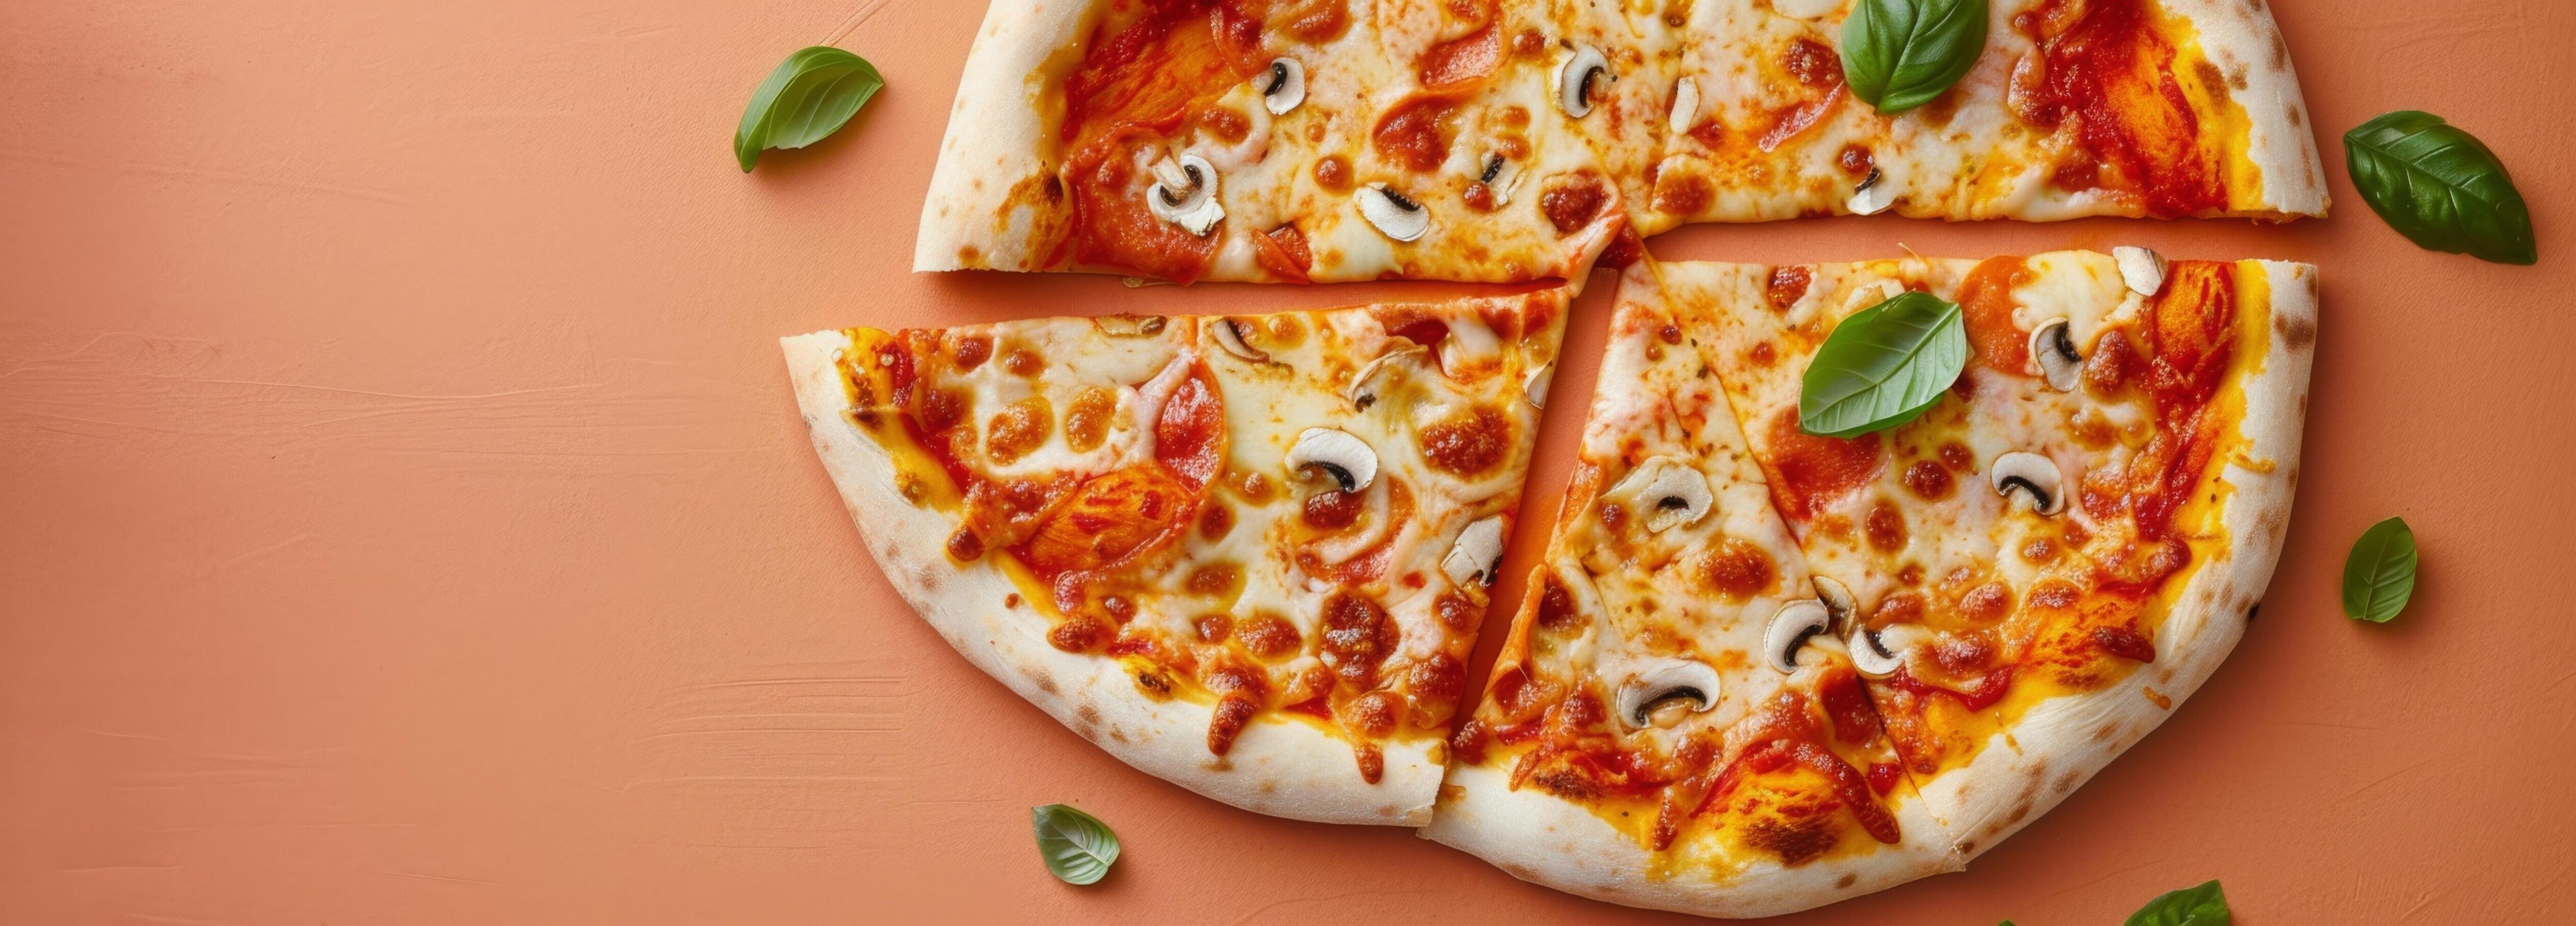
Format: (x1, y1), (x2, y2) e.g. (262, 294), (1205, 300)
(4, 1), (2571, 922)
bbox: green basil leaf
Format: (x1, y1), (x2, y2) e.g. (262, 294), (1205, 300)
(1799, 291), (1967, 438)
(1840, 0), (1990, 114)
(2124, 879), (2231, 926)
(2342, 516), (2418, 623)
(2344, 111), (2537, 265)
(734, 46), (884, 172)
(1031, 804), (1120, 885)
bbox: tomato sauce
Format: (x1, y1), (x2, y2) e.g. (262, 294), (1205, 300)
(2018, 0), (2225, 217)
(1764, 409), (1887, 523)
(1057, 1), (1269, 278)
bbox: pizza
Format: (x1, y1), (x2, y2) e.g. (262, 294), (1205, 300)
(912, 0), (2326, 285)
(1421, 290), (1961, 916)
(779, 290), (1566, 823)
(1421, 250), (2313, 916)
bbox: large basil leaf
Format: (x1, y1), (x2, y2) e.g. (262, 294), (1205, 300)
(2345, 111), (2537, 265)
(1840, 0), (1990, 114)
(2124, 879), (2231, 925)
(1799, 291), (1967, 437)
(734, 46), (884, 172)
(2342, 517), (2418, 623)
(1031, 804), (1121, 885)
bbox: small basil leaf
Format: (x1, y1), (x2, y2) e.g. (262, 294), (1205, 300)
(2124, 879), (2231, 926)
(1841, 0), (1990, 114)
(2341, 516), (2418, 623)
(734, 46), (884, 172)
(1799, 291), (1967, 438)
(2344, 111), (2537, 265)
(1031, 804), (1120, 885)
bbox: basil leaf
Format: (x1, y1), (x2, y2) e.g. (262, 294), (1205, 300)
(734, 46), (884, 172)
(1031, 804), (1120, 885)
(1840, 0), (1990, 114)
(2342, 516), (2418, 623)
(1799, 291), (1967, 438)
(2344, 111), (2537, 265)
(2124, 879), (2231, 925)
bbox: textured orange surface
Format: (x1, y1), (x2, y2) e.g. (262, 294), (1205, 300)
(4, 2), (2572, 922)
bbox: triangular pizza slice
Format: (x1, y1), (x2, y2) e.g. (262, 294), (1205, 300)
(1422, 276), (1960, 918)
(782, 290), (1566, 824)
(1647, 250), (2313, 861)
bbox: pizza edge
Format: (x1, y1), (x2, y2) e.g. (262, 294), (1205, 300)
(782, 328), (1449, 826)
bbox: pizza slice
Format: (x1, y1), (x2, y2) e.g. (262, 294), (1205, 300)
(1421, 285), (1960, 918)
(780, 290), (1565, 823)
(915, 0), (1637, 284)
(1640, 0), (2327, 232)
(1640, 249), (2314, 861)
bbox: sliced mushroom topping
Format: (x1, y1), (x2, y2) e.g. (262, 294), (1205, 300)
(1286, 427), (1378, 493)
(1764, 599), (1832, 674)
(1147, 154), (1224, 236)
(2113, 245), (2168, 296)
(1556, 45), (1612, 118)
(2030, 317), (2082, 391)
(1346, 346), (1428, 411)
(1209, 318), (1269, 363)
(1667, 76), (1702, 133)
(1849, 167), (1895, 216)
(1092, 314), (1167, 337)
(1848, 626), (1905, 679)
(1356, 183), (1430, 242)
(1441, 514), (1507, 588)
(1523, 362), (1555, 409)
(1607, 457), (1715, 533)
(1468, 151), (1524, 206)
(1259, 57), (1305, 115)
(1616, 659), (1723, 729)
(1813, 575), (1857, 634)
(1991, 451), (2068, 515)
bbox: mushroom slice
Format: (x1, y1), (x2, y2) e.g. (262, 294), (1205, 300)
(1356, 183), (1430, 242)
(1468, 151), (1524, 206)
(1556, 45), (1612, 118)
(1523, 362), (1555, 410)
(1259, 57), (1305, 115)
(2114, 245), (2168, 296)
(1209, 317), (1268, 363)
(1813, 575), (1857, 634)
(1764, 599), (1832, 674)
(1346, 345), (1428, 411)
(1435, 313), (1501, 378)
(1848, 626), (1905, 679)
(2030, 317), (2082, 391)
(1286, 427), (1378, 493)
(1607, 457), (1715, 533)
(1441, 514), (1507, 588)
(1667, 76), (1702, 132)
(1092, 314), (1167, 337)
(1991, 451), (2068, 516)
(1147, 154), (1224, 236)
(1616, 659), (1723, 729)
(1849, 167), (1895, 216)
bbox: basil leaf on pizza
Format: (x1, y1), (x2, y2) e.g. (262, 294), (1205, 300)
(2344, 111), (2537, 265)
(734, 46), (884, 172)
(2342, 516), (2418, 623)
(1798, 291), (1967, 437)
(1841, 0), (1990, 114)
(1031, 804), (1121, 885)
(2124, 879), (2231, 925)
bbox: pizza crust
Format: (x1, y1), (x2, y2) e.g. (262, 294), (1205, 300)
(1911, 261), (2317, 859)
(1424, 759), (1961, 918)
(781, 331), (1443, 825)
(2167, 0), (2331, 218)
(912, 0), (1092, 274)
